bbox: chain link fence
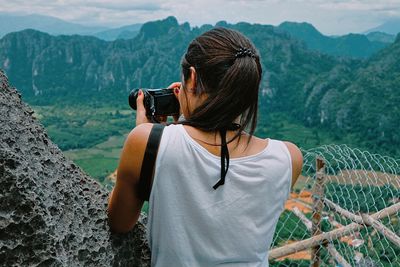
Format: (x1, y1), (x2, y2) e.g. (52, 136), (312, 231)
(270, 144), (400, 267)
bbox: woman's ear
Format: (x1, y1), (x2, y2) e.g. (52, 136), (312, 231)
(188, 67), (197, 93)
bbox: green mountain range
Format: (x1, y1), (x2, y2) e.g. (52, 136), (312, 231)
(278, 22), (391, 58)
(1, 16), (399, 158)
(366, 31), (396, 43)
(302, 34), (400, 155)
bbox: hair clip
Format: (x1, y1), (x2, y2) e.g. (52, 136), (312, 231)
(235, 47), (255, 59)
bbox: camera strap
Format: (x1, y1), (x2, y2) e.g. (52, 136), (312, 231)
(137, 123), (165, 201)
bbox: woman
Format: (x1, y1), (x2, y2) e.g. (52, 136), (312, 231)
(108, 27), (303, 266)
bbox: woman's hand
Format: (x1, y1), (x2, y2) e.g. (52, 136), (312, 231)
(135, 82), (182, 126)
(169, 82), (181, 92)
(168, 82), (181, 122)
(135, 90), (151, 126)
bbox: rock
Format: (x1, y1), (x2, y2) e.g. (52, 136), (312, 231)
(0, 69), (151, 266)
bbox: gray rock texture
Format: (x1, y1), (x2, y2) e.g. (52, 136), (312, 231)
(0, 69), (151, 266)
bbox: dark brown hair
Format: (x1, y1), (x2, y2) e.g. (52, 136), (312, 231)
(181, 27), (262, 141)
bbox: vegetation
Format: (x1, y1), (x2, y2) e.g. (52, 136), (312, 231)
(1, 16), (399, 266)
(270, 259), (309, 266)
(32, 104), (132, 182)
(2, 16), (400, 160)
(326, 182), (399, 213)
(33, 103), (132, 151)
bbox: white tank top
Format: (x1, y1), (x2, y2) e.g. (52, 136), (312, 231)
(147, 124), (292, 267)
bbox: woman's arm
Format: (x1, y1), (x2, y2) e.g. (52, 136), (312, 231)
(107, 123), (152, 233)
(107, 83), (180, 233)
(284, 141), (303, 188)
(107, 88), (152, 233)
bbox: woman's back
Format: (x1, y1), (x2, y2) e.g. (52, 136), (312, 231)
(107, 27), (303, 267)
(147, 124), (292, 266)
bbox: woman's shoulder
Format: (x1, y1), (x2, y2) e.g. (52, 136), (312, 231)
(126, 123), (153, 146)
(266, 138), (302, 160)
(126, 123), (183, 153)
(127, 122), (178, 142)
(281, 141), (303, 162)
(279, 140), (303, 188)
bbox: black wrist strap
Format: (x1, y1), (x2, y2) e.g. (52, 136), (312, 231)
(137, 123), (165, 201)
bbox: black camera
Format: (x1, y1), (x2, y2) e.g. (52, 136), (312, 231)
(129, 88), (180, 118)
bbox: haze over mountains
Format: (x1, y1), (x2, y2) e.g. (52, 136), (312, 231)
(93, 24), (142, 41)
(1, 16), (399, 157)
(0, 13), (142, 41)
(364, 18), (400, 35)
(0, 13), (108, 37)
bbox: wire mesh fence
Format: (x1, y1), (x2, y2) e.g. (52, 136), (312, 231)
(270, 144), (400, 267)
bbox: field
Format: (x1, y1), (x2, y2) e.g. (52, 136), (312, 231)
(32, 104), (133, 183)
(64, 134), (127, 182)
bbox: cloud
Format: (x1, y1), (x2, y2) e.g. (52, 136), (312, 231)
(318, 0), (400, 12)
(0, 0), (170, 26)
(0, 0), (399, 34)
(84, 1), (166, 12)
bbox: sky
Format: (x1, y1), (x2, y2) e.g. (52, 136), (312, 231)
(0, 0), (400, 35)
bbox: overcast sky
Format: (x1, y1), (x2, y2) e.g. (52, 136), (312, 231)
(1, 0), (400, 35)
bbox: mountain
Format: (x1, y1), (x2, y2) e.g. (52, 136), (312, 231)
(0, 17), (356, 148)
(366, 31), (396, 43)
(0, 13), (108, 38)
(0, 17), (341, 107)
(93, 24), (142, 41)
(278, 21), (389, 58)
(277, 22), (326, 46)
(303, 36), (400, 155)
(0, 30), (109, 100)
(0, 16), (399, 157)
(365, 19), (400, 35)
(0, 17), (193, 102)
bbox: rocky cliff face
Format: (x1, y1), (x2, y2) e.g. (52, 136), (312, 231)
(0, 69), (150, 266)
